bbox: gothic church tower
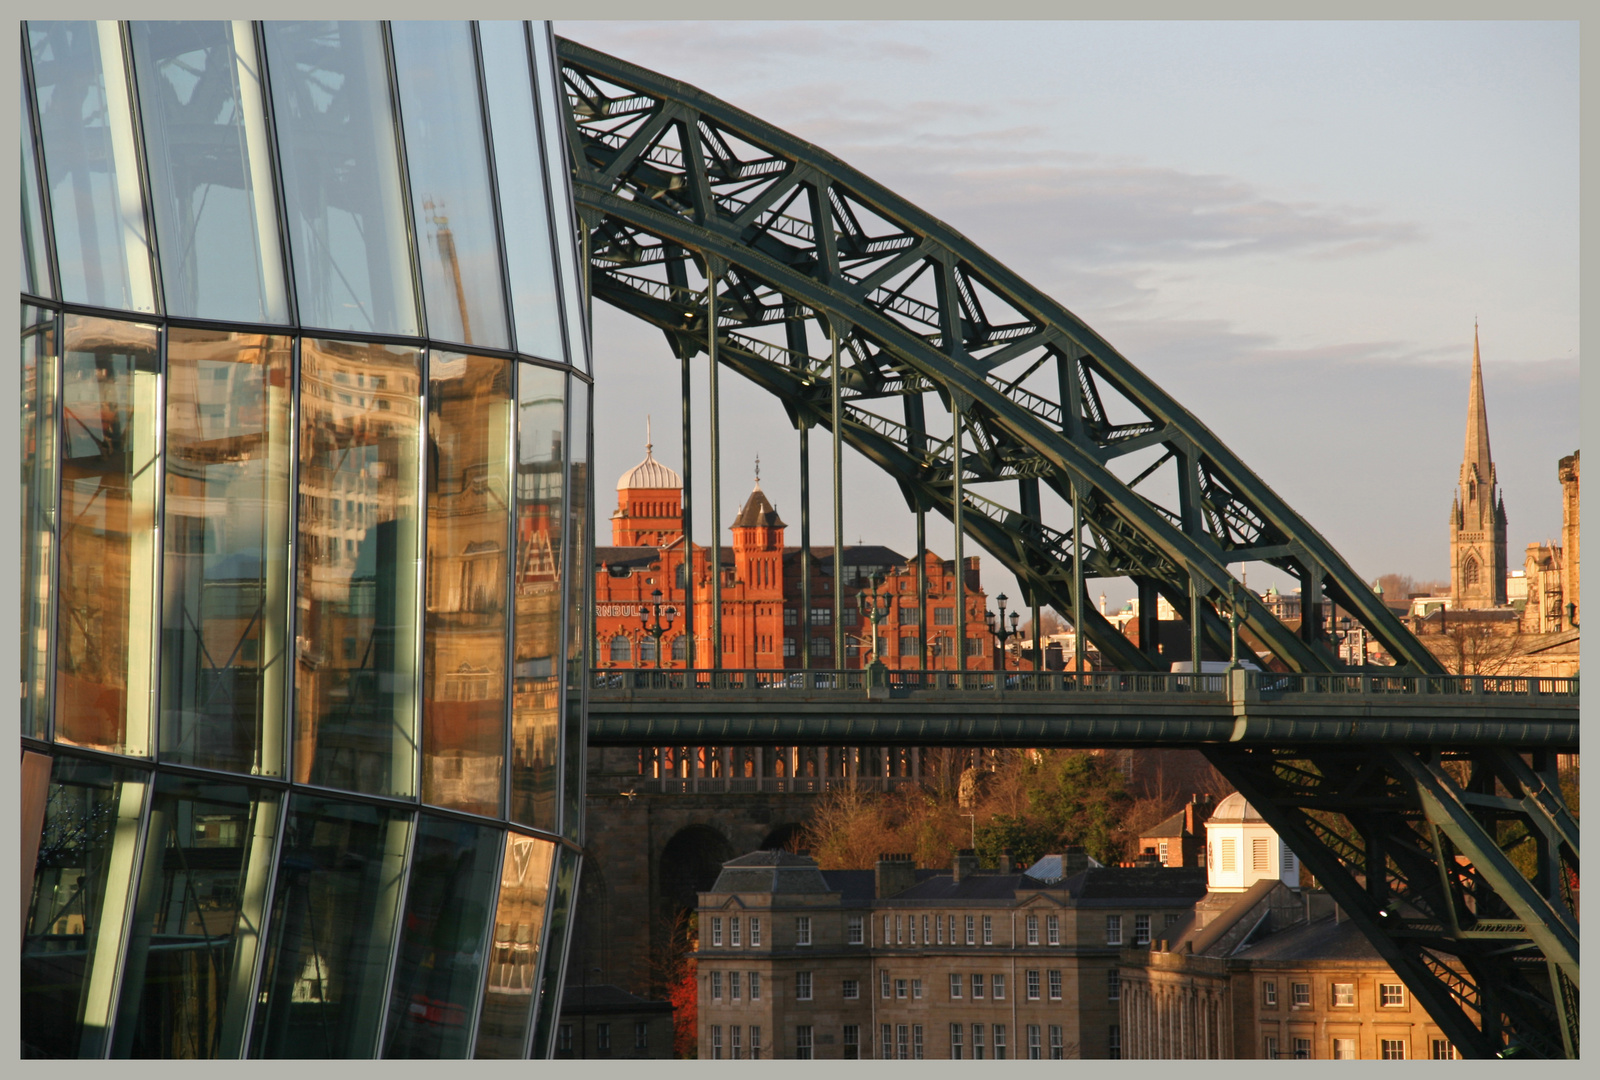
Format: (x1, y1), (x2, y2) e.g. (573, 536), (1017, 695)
(1450, 324), (1508, 608)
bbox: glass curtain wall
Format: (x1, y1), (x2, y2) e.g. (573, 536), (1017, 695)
(20, 19), (589, 1060)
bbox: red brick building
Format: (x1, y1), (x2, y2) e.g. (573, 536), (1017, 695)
(595, 441), (989, 670)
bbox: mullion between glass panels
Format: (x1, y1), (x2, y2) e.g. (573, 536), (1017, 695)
(95, 762), (157, 1057)
(21, 28), (61, 300)
(413, 348), (430, 803)
(551, 376), (571, 838)
(45, 308), (65, 744)
(501, 357), (517, 819)
(471, 21), (520, 359)
(282, 335), (303, 783)
(370, 804), (422, 1057)
(249, 21), (301, 329)
(521, 850), (566, 1059)
(237, 771), (293, 1057)
(380, 21), (429, 345)
(248, 20), (301, 330)
(462, 823), (511, 1059)
(114, 20), (166, 317)
(521, 21), (573, 371)
(533, 24), (590, 373)
(145, 323), (168, 758)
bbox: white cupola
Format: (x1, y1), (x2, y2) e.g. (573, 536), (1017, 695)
(1204, 792), (1300, 892)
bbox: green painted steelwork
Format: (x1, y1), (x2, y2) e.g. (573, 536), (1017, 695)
(552, 38), (1578, 1056)
(554, 36), (1441, 677)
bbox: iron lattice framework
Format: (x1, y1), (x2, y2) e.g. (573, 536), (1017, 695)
(554, 36), (1441, 677)
(1206, 744), (1578, 1059)
(552, 39), (1577, 1056)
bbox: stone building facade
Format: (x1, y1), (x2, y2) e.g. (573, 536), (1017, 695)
(694, 849), (1207, 1059)
(1118, 794), (1467, 1060)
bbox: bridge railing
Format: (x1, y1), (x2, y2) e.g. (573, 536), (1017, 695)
(591, 668), (1578, 701)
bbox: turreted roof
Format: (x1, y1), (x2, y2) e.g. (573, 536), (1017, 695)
(617, 438), (681, 492)
(732, 480), (785, 529)
(1207, 792), (1265, 823)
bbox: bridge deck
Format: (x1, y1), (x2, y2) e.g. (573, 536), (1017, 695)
(586, 669), (1578, 748)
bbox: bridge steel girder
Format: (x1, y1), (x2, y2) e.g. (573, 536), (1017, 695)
(554, 39), (1574, 1057)
(1204, 744), (1578, 1059)
(554, 36), (1443, 677)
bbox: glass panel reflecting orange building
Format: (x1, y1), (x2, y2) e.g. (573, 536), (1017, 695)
(294, 338), (422, 798)
(161, 329), (293, 775)
(55, 315), (159, 756)
(423, 352), (511, 816)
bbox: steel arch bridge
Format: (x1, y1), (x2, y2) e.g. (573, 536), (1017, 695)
(554, 39), (1577, 1058)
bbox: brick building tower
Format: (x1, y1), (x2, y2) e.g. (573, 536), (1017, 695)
(1449, 324), (1508, 608)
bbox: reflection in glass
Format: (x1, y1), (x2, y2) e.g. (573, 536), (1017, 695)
(528, 846), (580, 1058)
(112, 775), (281, 1058)
(249, 795), (411, 1058)
(295, 338), (421, 797)
(161, 329), (292, 775)
(22, 71), (53, 297)
(423, 352), (510, 816)
(511, 362), (563, 828)
(479, 21), (563, 362)
(26, 21), (157, 313)
(382, 817), (502, 1059)
(130, 21), (289, 324)
(391, 22), (508, 349)
(56, 315), (159, 756)
(21, 756), (147, 1059)
(473, 832), (556, 1058)
(22, 308), (58, 739)
(530, 25), (589, 373)
(563, 377), (590, 840)
(263, 22), (417, 336)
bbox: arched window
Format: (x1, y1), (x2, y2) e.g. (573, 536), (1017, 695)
(609, 634), (632, 663)
(1462, 554), (1480, 587)
(672, 635), (688, 661)
(676, 562), (688, 589)
(639, 637), (658, 664)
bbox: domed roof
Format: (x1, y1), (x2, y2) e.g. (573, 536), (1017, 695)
(1208, 792), (1265, 823)
(617, 422), (681, 491)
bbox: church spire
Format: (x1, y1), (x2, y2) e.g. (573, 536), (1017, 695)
(1463, 319), (1493, 490)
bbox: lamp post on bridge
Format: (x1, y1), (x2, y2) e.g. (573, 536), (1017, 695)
(857, 571), (893, 674)
(985, 592), (1022, 673)
(638, 588), (677, 670)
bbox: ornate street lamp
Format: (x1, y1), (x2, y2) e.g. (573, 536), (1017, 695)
(856, 571), (893, 667)
(985, 592), (1021, 672)
(638, 588), (677, 670)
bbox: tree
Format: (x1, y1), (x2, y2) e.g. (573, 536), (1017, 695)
(974, 814), (1060, 869)
(1022, 750), (1134, 866)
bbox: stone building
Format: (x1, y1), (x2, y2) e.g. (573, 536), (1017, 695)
(1135, 794), (1216, 868)
(555, 983), (675, 1060)
(1118, 793), (1467, 1060)
(693, 849), (1207, 1059)
(1449, 324), (1509, 609)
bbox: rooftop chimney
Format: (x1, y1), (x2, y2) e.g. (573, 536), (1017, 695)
(1062, 846), (1090, 875)
(1185, 793), (1216, 836)
(998, 849), (1015, 874)
(875, 853), (916, 898)
(952, 848), (980, 884)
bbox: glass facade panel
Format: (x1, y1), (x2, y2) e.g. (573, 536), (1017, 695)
(27, 21), (158, 313)
(21, 756), (148, 1058)
(511, 362), (564, 828)
(562, 376), (589, 840)
(391, 22), (509, 350)
(383, 816), (503, 1059)
(295, 338), (422, 798)
(423, 352), (511, 816)
(530, 25), (588, 372)
(20, 19), (587, 1062)
(111, 774), (281, 1058)
(130, 21), (290, 324)
(161, 328), (292, 775)
(479, 22), (563, 362)
(263, 21), (418, 336)
(474, 831), (557, 1058)
(21, 72), (54, 297)
(56, 315), (159, 756)
(528, 845), (580, 1058)
(249, 794), (412, 1058)
(22, 306), (58, 739)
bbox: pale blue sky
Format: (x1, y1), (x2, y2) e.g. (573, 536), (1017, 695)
(562, 20), (1579, 607)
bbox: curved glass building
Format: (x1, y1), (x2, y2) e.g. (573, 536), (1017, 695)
(20, 20), (592, 1058)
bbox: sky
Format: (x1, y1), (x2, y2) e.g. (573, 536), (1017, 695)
(559, 19), (1579, 611)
